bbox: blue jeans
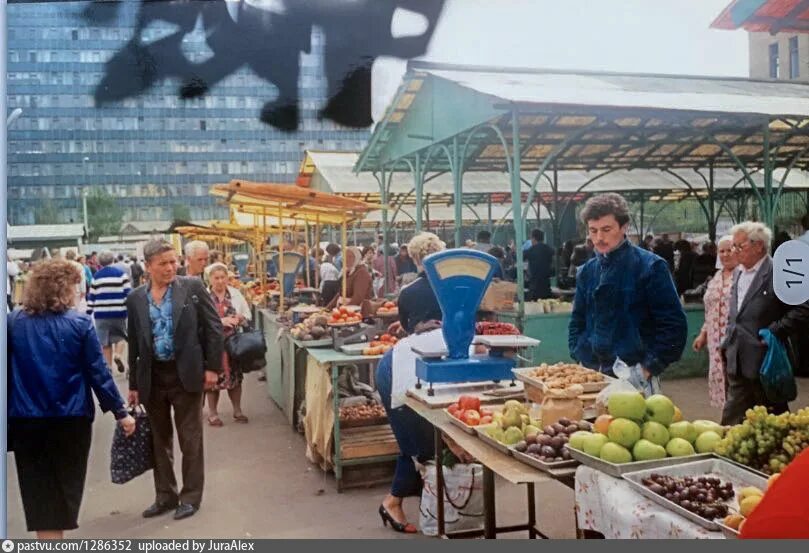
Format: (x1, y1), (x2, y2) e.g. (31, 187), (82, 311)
(375, 351), (435, 498)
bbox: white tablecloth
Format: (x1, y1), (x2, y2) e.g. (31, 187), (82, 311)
(574, 465), (724, 539)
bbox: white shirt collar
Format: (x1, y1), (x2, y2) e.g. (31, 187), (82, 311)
(740, 255), (767, 275)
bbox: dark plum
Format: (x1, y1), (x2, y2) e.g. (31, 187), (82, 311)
(543, 426), (557, 437)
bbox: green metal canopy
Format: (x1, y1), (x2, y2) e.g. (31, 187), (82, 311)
(356, 61), (809, 321)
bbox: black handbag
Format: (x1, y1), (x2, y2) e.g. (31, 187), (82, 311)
(225, 324), (267, 373)
(110, 406), (154, 484)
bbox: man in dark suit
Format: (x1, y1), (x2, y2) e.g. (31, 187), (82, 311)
(524, 229), (555, 300)
(126, 240), (223, 520)
(720, 222), (809, 425)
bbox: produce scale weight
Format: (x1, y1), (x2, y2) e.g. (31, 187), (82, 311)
(414, 250), (538, 396)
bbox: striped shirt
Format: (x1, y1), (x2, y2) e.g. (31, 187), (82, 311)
(87, 266), (131, 319)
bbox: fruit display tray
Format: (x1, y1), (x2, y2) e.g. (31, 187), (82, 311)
(621, 458), (768, 531)
(510, 447), (578, 474)
(296, 337), (333, 348)
(715, 455), (769, 479)
(717, 523), (739, 539)
(473, 426), (513, 455)
(512, 367), (613, 394)
(375, 310), (399, 318)
(340, 343), (371, 355)
(565, 446), (715, 478)
(339, 416), (388, 429)
(444, 409), (479, 435)
(442, 406), (505, 435)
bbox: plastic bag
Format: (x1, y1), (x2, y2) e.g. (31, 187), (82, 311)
(419, 462), (484, 536)
(612, 358), (660, 398)
(759, 329), (797, 404)
(595, 359), (661, 413)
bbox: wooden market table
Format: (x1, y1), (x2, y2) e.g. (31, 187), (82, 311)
(404, 397), (576, 539)
(304, 347), (398, 492)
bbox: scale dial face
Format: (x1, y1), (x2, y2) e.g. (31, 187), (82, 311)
(422, 249), (498, 359)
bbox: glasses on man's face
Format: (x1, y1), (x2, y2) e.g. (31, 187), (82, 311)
(732, 240), (752, 252)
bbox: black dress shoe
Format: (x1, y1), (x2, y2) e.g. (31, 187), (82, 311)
(173, 503), (198, 520)
(142, 501), (178, 518)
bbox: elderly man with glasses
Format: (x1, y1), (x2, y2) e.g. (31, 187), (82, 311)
(720, 222), (809, 425)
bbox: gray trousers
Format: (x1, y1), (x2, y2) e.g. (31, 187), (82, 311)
(721, 372), (788, 425)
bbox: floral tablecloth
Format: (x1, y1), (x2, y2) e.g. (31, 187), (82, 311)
(574, 465), (724, 539)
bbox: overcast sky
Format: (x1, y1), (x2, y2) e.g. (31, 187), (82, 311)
(373, 0), (750, 120)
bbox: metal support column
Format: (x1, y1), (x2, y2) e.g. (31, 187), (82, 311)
(452, 137), (464, 249)
(488, 194), (494, 235)
(379, 168), (391, 295)
(413, 153), (424, 233)
(638, 193), (646, 239)
(510, 109), (526, 324)
(762, 122), (775, 229)
(707, 164), (717, 242)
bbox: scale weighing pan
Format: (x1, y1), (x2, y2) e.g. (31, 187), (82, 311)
(473, 336), (540, 348)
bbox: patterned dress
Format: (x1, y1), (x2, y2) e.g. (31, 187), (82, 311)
(211, 289), (244, 391)
(702, 269), (734, 408)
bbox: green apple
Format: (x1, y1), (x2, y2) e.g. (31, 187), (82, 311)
(607, 391), (647, 420)
(487, 426), (506, 443)
(583, 433), (610, 457)
(504, 400), (526, 415)
(666, 437), (696, 457)
(668, 421), (698, 444)
(645, 394), (676, 426)
(633, 439), (667, 461)
(502, 408), (522, 429)
(693, 420), (725, 438)
(641, 421), (670, 447)
(523, 425), (541, 439)
(503, 426), (524, 445)
(600, 442), (633, 464)
(607, 418), (642, 448)
(569, 431), (592, 450)
(695, 431), (722, 453)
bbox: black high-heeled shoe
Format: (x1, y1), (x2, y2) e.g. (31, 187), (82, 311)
(378, 505), (417, 534)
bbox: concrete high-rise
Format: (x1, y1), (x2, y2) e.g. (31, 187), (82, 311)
(7, 1), (369, 228)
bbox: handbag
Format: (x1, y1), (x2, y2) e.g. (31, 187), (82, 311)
(225, 323), (267, 373)
(110, 406), (154, 484)
(759, 329), (798, 404)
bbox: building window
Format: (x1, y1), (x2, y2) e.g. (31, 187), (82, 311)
(769, 42), (780, 79)
(221, 163), (228, 174)
(200, 119), (206, 131)
(789, 36), (800, 79)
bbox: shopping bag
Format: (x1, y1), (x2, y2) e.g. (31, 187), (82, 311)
(419, 462), (484, 536)
(612, 357), (661, 398)
(110, 406), (154, 484)
(225, 324), (267, 372)
(759, 329), (798, 404)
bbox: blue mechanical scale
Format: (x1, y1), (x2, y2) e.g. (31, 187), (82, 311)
(415, 249), (536, 396)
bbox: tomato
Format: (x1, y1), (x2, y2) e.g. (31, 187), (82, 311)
(463, 410), (481, 426)
(447, 403), (460, 415)
(339, 306), (350, 315)
(384, 301), (396, 309)
(458, 395), (481, 412)
(332, 309), (341, 317)
(381, 333), (392, 342)
(480, 415), (493, 425)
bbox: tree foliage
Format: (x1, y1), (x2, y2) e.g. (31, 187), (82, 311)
(86, 187), (124, 242)
(34, 199), (60, 225)
(172, 203), (192, 222)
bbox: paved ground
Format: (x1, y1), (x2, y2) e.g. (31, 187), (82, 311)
(7, 373), (809, 539)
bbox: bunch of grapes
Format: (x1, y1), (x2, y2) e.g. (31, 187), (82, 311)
(715, 406), (809, 474)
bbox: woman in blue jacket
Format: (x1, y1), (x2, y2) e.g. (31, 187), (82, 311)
(8, 260), (136, 539)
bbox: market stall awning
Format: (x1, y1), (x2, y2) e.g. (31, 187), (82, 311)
(711, 0), (809, 33)
(211, 180), (384, 225)
(357, 62), (809, 175)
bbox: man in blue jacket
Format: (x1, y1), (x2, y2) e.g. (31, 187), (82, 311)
(569, 193), (687, 382)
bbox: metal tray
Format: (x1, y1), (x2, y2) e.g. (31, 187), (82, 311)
(444, 409), (478, 435)
(512, 366), (612, 394)
(473, 426), (513, 455)
(715, 455), (769, 478)
(473, 335), (540, 349)
(297, 337), (332, 348)
(565, 446), (716, 478)
(340, 343), (369, 355)
(510, 447), (579, 473)
(621, 458), (768, 531)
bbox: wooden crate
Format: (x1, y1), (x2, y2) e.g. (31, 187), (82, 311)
(340, 424), (400, 460)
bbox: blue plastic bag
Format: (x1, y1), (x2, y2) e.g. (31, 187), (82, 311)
(758, 329), (797, 404)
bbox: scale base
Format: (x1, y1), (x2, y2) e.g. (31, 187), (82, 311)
(415, 356), (516, 396)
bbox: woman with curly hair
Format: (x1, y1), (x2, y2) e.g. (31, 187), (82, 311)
(8, 260), (135, 539)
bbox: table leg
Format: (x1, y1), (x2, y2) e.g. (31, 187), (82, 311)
(483, 466), (496, 539)
(332, 363), (342, 492)
(434, 427), (445, 537)
(527, 482), (537, 539)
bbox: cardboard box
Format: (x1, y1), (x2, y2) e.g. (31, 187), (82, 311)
(480, 280), (517, 312)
